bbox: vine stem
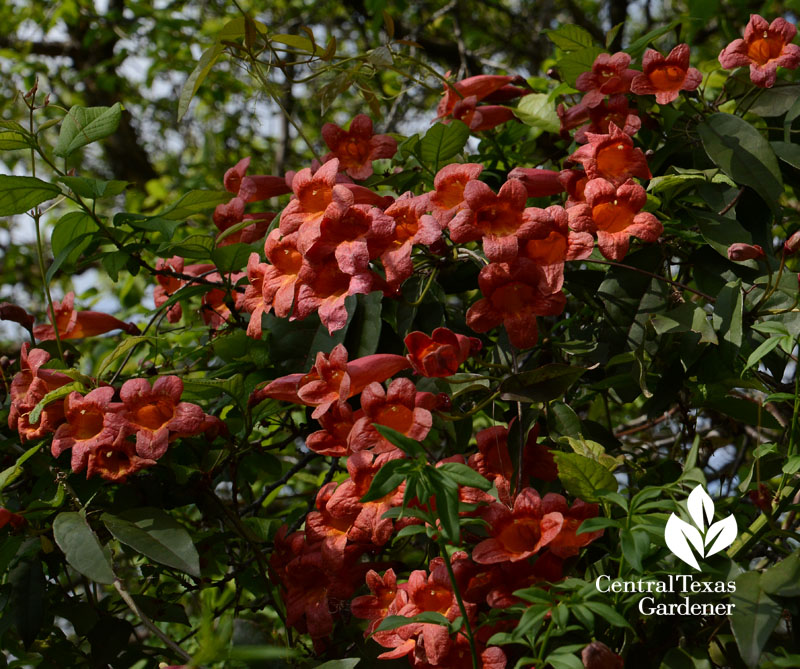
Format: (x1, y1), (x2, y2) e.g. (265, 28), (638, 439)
(114, 580), (193, 662)
(581, 257), (715, 302)
(27, 90), (64, 361)
(437, 538), (479, 669)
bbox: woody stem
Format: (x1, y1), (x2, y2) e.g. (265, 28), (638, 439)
(437, 537), (479, 669)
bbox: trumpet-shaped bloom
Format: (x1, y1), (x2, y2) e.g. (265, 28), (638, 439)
(86, 441), (156, 482)
(541, 494), (604, 558)
(567, 123), (651, 184)
(351, 569), (399, 634)
(466, 259), (567, 350)
(448, 179), (551, 263)
(428, 163), (484, 226)
(348, 378), (433, 454)
(299, 202), (395, 276)
(437, 74), (525, 119)
(576, 52), (638, 107)
(222, 156), (291, 201)
(33, 292), (139, 341)
(574, 94), (641, 144)
(249, 343), (410, 417)
(295, 259), (374, 334)
(154, 257), (185, 323)
(51, 387), (127, 474)
(322, 114), (398, 180)
(472, 488), (564, 563)
(719, 14), (800, 88)
(568, 178), (662, 261)
(119, 376), (210, 460)
(325, 451), (405, 547)
(452, 95), (516, 131)
(630, 44), (702, 104)
(279, 159), (348, 235)
(305, 481), (359, 568)
(306, 401), (361, 456)
(8, 344), (70, 442)
(519, 205), (594, 293)
(404, 327), (481, 377)
(381, 193), (442, 287)
(0, 508), (26, 531)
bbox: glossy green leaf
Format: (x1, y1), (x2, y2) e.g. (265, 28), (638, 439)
(553, 452), (617, 503)
(546, 24), (596, 51)
(102, 508), (201, 577)
(54, 103), (123, 157)
(373, 424), (426, 457)
(157, 190), (230, 220)
(0, 444), (41, 492)
(96, 336), (153, 379)
(620, 528), (650, 572)
(514, 93), (560, 133)
(0, 175), (62, 216)
(29, 381), (85, 424)
(51, 211), (98, 267)
(58, 176), (129, 199)
(500, 364), (587, 402)
(698, 113), (782, 215)
(730, 571), (782, 668)
(771, 140), (800, 169)
(360, 458), (409, 503)
(419, 121), (469, 170)
(761, 551), (800, 597)
(178, 43), (224, 121)
(53, 512), (115, 584)
(437, 462), (492, 491)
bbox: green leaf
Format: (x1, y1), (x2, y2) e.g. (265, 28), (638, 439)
(0, 175), (61, 216)
(552, 452), (617, 503)
(546, 24), (596, 51)
(270, 33), (316, 53)
(436, 462), (492, 491)
(514, 93), (560, 133)
(748, 85), (800, 117)
(376, 612), (450, 632)
(576, 516), (619, 535)
(373, 424), (426, 457)
(620, 528), (650, 572)
(499, 364), (587, 402)
(51, 211), (98, 267)
(713, 280), (743, 349)
(0, 128), (33, 150)
(660, 647), (712, 669)
(54, 103), (123, 157)
(53, 512), (115, 584)
(428, 468), (460, 542)
(102, 508), (201, 577)
(182, 374), (246, 412)
(178, 43), (224, 122)
(360, 458), (409, 503)
(0, 444), (41, 492)
(96, 336), (153, 379)
(58, 176), (129, 199)
(546, 652), (584, 669)
(771, 141), (800, 170)
(347, 291), (383, 358)
(744, 336), (784, 370)
(9, 556), (45, 648)
(548, 402), (582, 438)
(697, 113), (783, 215)
(29, 381), (85, 424)
(157, 190), (231, 221)
(419, 121), (470, 170)
(730, 571), (782, 668)
(211, 242), (256, 273)
(557, 45), (604, 87)
(582, 601), (632, 628)
(624, 18), (681, 58)
(761, 552), (800, 597)
(692, 210), (753, 259)
(782, 455), (800, 475)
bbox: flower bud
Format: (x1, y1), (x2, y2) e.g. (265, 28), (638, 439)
(784, 230), (800, 255)
(727, 243), (764, 261)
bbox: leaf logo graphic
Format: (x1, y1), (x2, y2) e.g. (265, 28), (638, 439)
(664, 485), (737, 570)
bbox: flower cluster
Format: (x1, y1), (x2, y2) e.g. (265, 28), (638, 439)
(254, 336), (603, 666)
(7, 347), (220, 482)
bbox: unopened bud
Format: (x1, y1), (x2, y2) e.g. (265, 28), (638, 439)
(435, 393), (452, 412)
(783, 230), (800, 255)
(727, 243), (764, 262)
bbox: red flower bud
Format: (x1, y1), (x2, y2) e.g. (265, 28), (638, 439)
(727, 243), (765, 261)
(748, 483), (772, 513)
(784, 230), (800, 254)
